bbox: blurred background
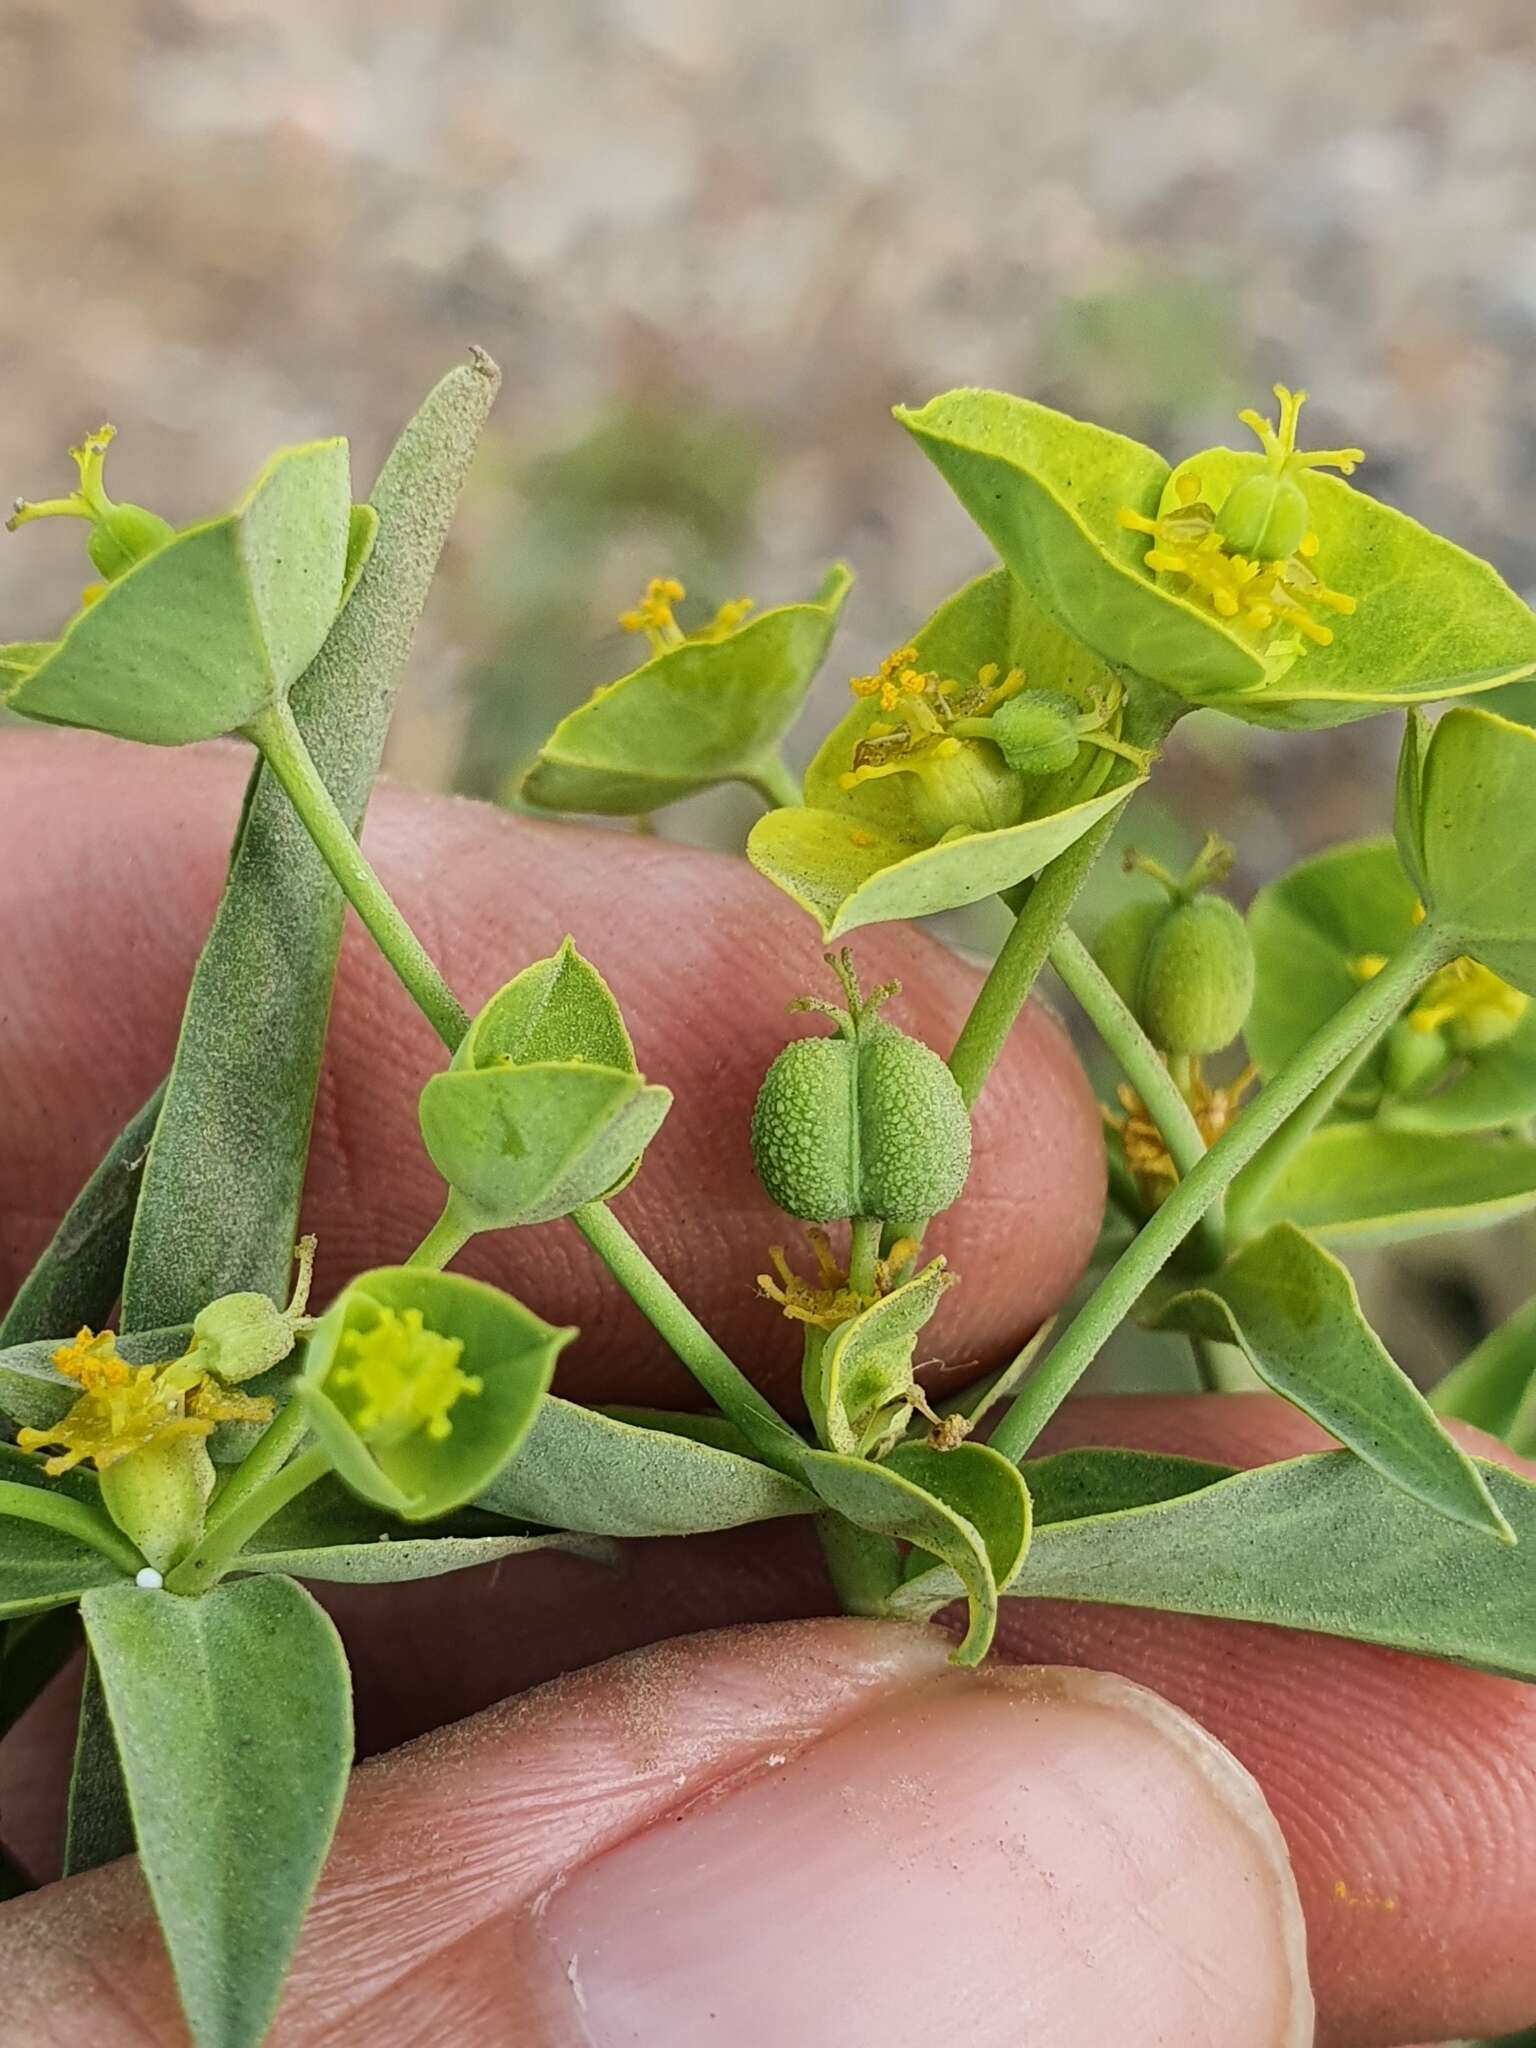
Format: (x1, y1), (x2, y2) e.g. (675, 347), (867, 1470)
(4, 0), (1535, 1389)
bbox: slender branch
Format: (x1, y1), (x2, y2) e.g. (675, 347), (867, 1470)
(743, 753), (802, 812)
(245, 698), (469, 1050)
(568, 1201), (805, 1473)
(989, 921), (1456, 1462)
(0, 1482), (144, 1576)
(165, 1446), (331, 1595)
(1227, 1029), (1385, 1240)
(847, 1216), (882, 1297)
(1049, 925), (1225, 1270)
(198, 1395), (309, 1542)
(406, 1198), (478, 1272)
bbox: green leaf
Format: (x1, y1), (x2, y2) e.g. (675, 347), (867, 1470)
(456, 936), (638, 1073)
(301, 1267), (569, 1521)
(0, 1444), (141, 1600)
(811, 1261), (950, 1455)
(800, 1447), (1009, 1664)
(477, 1396), (815, 1536)
(120, 354), (500, 1331)
(1014, 1450), (1536, 1680)
(895, 390), (1263, 694)
(1245, 837), (1420, 1095)
(1413, 706), (1536, 992)
(230, 1475), (614, 1583)
(1023, 1447), (1236, 1524)
(1241, 1123), (1536, 1246)
(421, 1064), (672, 1228)
(64, 1652), (134, 1876)
(522, 565), (851, 814)
(746, 567), (1145, 937)
(1432, 1298), (1536, 1456)
(0, 1081), (163, 1345)
(886, 1439), (1032, 1589)
(0, 1521), (126, 1618)
(1157, 449), (1536, 729)
(82, 1574), (352, 2048)
(6, 441), (355, 745)
(1157, 1222), (1509, 1539)
(1381, 1009), (1536, 1135)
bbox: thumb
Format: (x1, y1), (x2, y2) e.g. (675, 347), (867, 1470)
(0, 1621), (1311, 2047)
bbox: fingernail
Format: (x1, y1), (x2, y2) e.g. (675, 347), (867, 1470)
(514, 1662), (1313, 2046)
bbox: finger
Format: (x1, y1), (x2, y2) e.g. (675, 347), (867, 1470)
(0, 1619), (1310, 2047)
(0, 731), (1105, 1407)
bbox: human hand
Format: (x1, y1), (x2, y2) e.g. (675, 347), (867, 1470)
(1, 734), (1531, 2046)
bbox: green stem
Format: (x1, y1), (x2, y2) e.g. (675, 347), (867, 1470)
(1189, 1335), (1262, 1393)
(0, 1483), (143, 1576)
(743, 752), (803, 812)
(246, 698), (469, 1051)
(569, 1201), (805, 1473)
(847, 1216), (882, 1296)
(198, 1394), (309, 1542)
(989, 921), (1455, 1463)
(407, 1197), (478, 1272)
(165, 1446), (330, 1595)
(816, 1513), (904, 1616)
(946, 691), (1180, 1112)
(1049, 925), (1224, 1268)
(1227, 1030), (1383, 1241)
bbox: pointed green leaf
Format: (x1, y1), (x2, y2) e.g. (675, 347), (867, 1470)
(81, 1574), (352, 2048)
(120, 354), (501, 1331)
(1157, 450), (1536, 729)
(457, 937), (638, 1073)
(1024, 1447), (1236, 1524)
(477, 1396), (815, 1536)
(1013, 1450), (1536, 1681)
(1157, 1222), (1509, 1538)
(0, 1522), (126, 1619)
(7, 441), (355, 746)
(800, 1447), (1005, 1664)
(64, 1651), (134, 1875)
(1394, 707), (1432, 896)
(522, 564), (851, 814)
(231, 1475), (613, 1583)
(301, 1268), (569, 1521)
(1417, 706), (1536, 991)
(896, 389), (1264, 693)
(1433, 1298), (1536, 1456)
(1242, 1123), (1536, 1245)
(749, 776), (1139, 940)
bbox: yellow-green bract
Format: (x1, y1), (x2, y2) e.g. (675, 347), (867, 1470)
(1398, 706), (1536, 994)
(3, 441), (372, 746)
(521, 564), (851, 813)
(419, 938), (672, 1228)
(299, 1267), (571, 1521)
(805, 1259), (952, 1456)
(748, 568), (1146, 936)
(897, 387), (1536, 729)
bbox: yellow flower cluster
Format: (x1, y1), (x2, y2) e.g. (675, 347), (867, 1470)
(17, 1327), (273, 1479)
(331, 1306), (483, 1447)
(1118, 387), (1362, 651)
(618, 576), (753, 653)
(841, 652), (1027, 793)
(757, 1229), (920, 1330)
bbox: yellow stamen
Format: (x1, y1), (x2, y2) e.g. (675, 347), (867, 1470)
(332, 1306), (482, 1447)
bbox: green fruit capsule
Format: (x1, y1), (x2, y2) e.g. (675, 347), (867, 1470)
(986, 689), (1085, 776)
(1091, 898), (1169, 1012)
(751, 956), (972, 1223)
(1139, 896), (1255, 1057)
(1215, 473), (1310, 562)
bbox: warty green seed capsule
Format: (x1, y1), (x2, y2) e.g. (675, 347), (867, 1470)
(1139, 896), (1255, 1057)
(750, 961), (972, 1223)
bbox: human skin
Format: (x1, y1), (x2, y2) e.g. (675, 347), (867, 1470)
(0, 733), (1532, 2046)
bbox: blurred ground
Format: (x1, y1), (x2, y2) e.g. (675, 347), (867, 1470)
(3, 0), (1535, 1380)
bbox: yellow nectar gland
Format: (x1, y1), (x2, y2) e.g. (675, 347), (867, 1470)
(618, 575), (753, 655)
(16, 1326), (239, 1478)
(758, 1229), (921, 1330)
(332, 1306), (483, 1447)
(841, 652), (1027, 792)
(1108, 1061), (1257, 1203)
(1117, 386), (1362, 652)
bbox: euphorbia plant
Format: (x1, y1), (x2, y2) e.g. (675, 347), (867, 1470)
(4, 359), (1536, 2048)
